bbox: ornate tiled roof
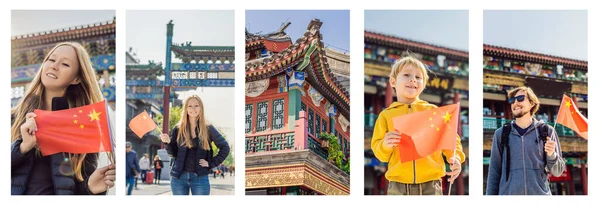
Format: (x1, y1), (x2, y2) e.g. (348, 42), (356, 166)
(170, 44), (234, 63)
(11, 18), (116, 49)
(246, 19), (350, 119)
(484, 44), (587, 70)
(171, 44), (234, 59)
(365, 31), (468, 61)
(246, 22), (293, 53)
(126, 61), (164, 76)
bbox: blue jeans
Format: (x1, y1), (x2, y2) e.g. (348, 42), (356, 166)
(171, 172), (210, 195)
(140, 170), (148, 183)
(126, 176), (135, 195)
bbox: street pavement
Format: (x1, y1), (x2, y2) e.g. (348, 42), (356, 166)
(130, 173), (235, 195)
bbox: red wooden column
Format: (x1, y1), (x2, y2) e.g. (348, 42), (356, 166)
(454, 91), (464, 195)
(385, 83), (393, 108)
(581, 161), (588, 195)
(373, 93), (381, 114)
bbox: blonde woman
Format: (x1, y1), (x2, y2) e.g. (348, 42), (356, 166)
(11, 42), (116, 195)
(153, 155), (163, 184)
(160, 95), (230, 195)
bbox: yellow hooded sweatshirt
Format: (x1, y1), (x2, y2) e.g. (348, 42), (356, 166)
(371, 99), (465, 184)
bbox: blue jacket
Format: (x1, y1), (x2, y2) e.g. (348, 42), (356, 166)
(486, 119), (566, 195)
(126, 150), (141, 179)
(165, 124), (230, 179)
(11, 139), (104, 195)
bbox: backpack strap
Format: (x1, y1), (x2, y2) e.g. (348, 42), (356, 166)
(538, 123), (549, 169)
(501, 123), (512, 182)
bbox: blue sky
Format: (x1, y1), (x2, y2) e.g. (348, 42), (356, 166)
(246, 10), (350, 53)
(484, 10), (587, 61)
(365, 10), (469, 51)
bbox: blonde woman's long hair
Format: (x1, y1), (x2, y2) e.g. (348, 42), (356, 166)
(176, 95), (210, 150)
(11, 42), (105, 181)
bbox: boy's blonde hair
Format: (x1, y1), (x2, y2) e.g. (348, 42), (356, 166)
(389, 56), (430, 84)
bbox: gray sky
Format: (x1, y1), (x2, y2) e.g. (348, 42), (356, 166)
(127, 10), (235, 142)
(12, 10), (115, 36)
(484, 10), (587, 61)
(365, 10), (469, 51)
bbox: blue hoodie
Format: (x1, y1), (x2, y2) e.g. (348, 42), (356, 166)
(126, 150), (141, 179)
(486, 119), (566, 195)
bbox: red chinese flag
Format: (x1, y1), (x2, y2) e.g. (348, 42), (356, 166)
(556, 94), (588, 140)
(392, 103), (459, 163)
(34, 101), (113, 156)
(128, 110), (157, 138)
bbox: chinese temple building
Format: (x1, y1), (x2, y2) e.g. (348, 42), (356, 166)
(363, 31), (470, 195)
(11, 18), (116, 108)
(482, 44), (588, 195)
(245, 19), (350, 195)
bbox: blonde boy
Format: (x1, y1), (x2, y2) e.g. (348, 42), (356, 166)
(371, 56), (465, 195)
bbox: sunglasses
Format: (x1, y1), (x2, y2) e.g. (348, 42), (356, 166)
(508, 95), (526, 104)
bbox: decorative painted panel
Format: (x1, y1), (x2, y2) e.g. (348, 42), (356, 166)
(315, 115), (321, 135)
(308, 109), (314, 136)
(272, 99), (285, 130)
(256, 101), (269, 132)
(245, 133), (295, 153)
(245, 104), (253, 133)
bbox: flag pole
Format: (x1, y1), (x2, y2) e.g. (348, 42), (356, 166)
(449, 103), (460, 195)
(104, 100), (116, 165)
(105, 101), (115, 194)
(155, 124), (163, 134)
(448, 149), (456, 195)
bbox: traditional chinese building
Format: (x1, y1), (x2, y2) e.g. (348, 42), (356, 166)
(125, 48), (166, 179)
(11, 18), (116, 108)
(482, 44), (588, 195)
(245, 19), (350, 195)
(125, 20), (235, 180)
(363, 31), (470, 195)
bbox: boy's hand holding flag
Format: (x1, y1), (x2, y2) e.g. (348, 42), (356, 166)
(391, 103), (460, 163)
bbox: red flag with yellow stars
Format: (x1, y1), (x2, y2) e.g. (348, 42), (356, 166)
(128, 110), (157, 138)
(34, 101), (113, 156)
(556, 94), (588, 140)
(392, 103), (459, 163)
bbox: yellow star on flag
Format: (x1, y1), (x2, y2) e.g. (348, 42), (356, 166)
(565, 101), (571, 108)
(80, 125), (84, 129)
(429, 117), (432, 121)
(79, 110), (83, 113)
(442, 111), (452, 123)
(73, 120), (78, 124)
(88, 109), (102, 122)
(73, 115), (77, 118)
(142, 115), (147, 120)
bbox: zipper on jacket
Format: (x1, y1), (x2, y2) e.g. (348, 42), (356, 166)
(408, 104), (417, 184)
(521, 132), (527, 195)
